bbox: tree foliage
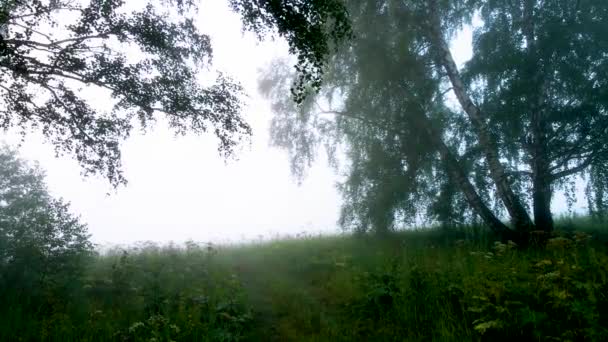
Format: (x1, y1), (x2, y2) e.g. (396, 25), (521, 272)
(464, 0), (608, 231)
(261, 0), (608, 238)
(0, 0), (249, 186)
(0, 146), (92, 305)
(0, 0), (352, 187)
(229, 0), (352, 104)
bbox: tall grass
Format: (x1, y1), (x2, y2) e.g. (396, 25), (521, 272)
(2, 218), (608, 341)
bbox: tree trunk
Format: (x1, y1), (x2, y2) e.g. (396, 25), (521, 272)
(532, 171), (553, 231)
(439, 142), (517, 240)
(411, 109), (518, 240)
(529, 72), (554, 233)
(426, 0), (534, 233)
(524, 0), (554, 232)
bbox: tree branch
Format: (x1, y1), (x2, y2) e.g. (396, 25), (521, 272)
(506, 170), (533, 178)
(551, 155), (595, 181)
(8, 6), (81, 21)
(6, 22), (54, 42)
(5, 34), (110, 49)
(28, 78), (100, 145)
(549, 140), (594, 172)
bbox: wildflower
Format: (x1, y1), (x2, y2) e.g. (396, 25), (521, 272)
(493, 241), (507, 254)
(546, 237), (573, 250)
(573, 231), (592, 244)
(537, 271), (561, 281)
(493, 241), (513, 255)
(474, 320), (503, 334)
(128, 322), (144, 333)
(169, 324), (180, 334)
(535, 259), (553, 268)
(219, 312), (235, 321)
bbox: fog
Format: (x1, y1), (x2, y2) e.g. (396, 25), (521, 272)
(1, 0), (343, 245)
(1, 0), (586, 245)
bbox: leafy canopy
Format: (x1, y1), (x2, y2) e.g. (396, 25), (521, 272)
(0, 0), (352, 187)
(0, 145), (92, 302)
(262, 0), (608, 233)
(0, 0), (249, 186)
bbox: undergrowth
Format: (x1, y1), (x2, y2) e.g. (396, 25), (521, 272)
(1, 217), (608, 341)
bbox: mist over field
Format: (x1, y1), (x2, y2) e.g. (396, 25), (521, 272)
(1, 0), (608, 341)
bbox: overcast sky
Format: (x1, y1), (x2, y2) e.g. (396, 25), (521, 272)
(1, 1), (586, 245)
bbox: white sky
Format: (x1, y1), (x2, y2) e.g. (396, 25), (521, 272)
(1, 1), (586, 245)
(3, 0), (342, 245)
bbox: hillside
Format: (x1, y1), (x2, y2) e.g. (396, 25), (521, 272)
(2, 217), (608, 341)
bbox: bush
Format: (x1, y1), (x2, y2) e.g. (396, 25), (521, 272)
(464, 238), (608, 341)
(0, 146), (93, 311)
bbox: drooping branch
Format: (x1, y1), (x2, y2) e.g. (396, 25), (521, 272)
(551, 154), (598, 181)
(321, 102), (515, 236)
(314, 100), (396, 131)
(409, 105), (514, 238)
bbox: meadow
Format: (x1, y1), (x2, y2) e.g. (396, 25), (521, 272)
(2, 216), (608, 341)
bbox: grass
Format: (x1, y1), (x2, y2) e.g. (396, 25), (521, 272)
(2, 217), (608, 341)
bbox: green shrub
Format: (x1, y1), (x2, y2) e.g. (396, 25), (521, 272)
(464, 237), (608, 341)
(0, 146), (93, 315)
